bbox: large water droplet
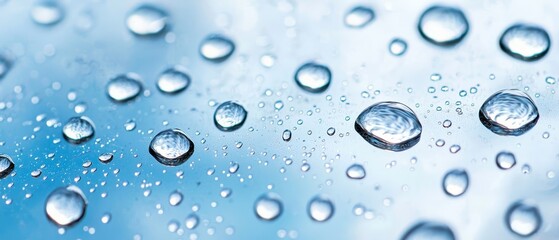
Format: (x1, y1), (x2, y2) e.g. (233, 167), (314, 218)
(0, 154), (14, 179)
(401, 221), (455, 240)
(346, 164), (366, 179)
(499, 24), (550, 61)
(157, 66), (191, 94)
(45, 185), (87, 226)
(344, 6), (375, 28)
(505, 201), (542, 237)
(254, 193), (283, 221)
(355, 102), (422, 151)
(62, 116), (95, 144)
(214, 101), (247, 131)
(199, 35), (235, 62)
(294, 62), (331, 93)
(479, 89), (539, 136)
(149, 128), (194, 166)
(496, 151), (516, 170)
(442, 169), (469, 197)
(418, 5), (469, 46)
(126, 5), (168, 36)
(308, 195), (334, 222)
(106, 73), (143, 102)
(31, 1), (64, 26)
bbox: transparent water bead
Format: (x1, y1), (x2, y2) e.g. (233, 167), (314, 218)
(98, 153), (113, 163)
(389, 38), (408, 56)
(149, 128), (194, 166)
(199, 35), (235, 62)
(418, 5), (469, 46)
(106, 73), (143, 102)
(31, 1), (64, 26)
(254, 193), (283, 221)
(496, 151), (516, 170)
(157, 66), (191, 94)
(214, 101), (248, 131)
(346, 164), (366, 179)
(308, 195), (334, 222)
(442, 169), (469, 197)
(344, 6), (375, 28)
(294, 62), (331, 93)
(355, 102), (422, 151)
(169, 190), (183, 206)
(126, 4), (168, 36)
(401, 221), (455, 240)
(0, 154), (14, 179)
(62, 116), (95, 144)
(505, 201), (542, 237)
(499, 24), (550, 61)
(185, 213), (199, 229)
(479, 89), (539, 136)
(45, 185), (87, 226)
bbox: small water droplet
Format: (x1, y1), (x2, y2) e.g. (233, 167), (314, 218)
(45, 185), (87, 226)
(101, 213), (111, 224)
(199, 35), (235, 62)
(418, 5), (469, 46)
(254, 193), (283, 221)
(31, 1), (64, 26)
(496, 151), (516, 170)
(442, 169), (469, 197)
(62, 116), (95, 144)
(214, 101), (248, 131)
(185, 213), (199, 229)
(98, 153), (113, 164)
(308, 195), (334, 222)
(344, 6), (375, 28)
(106, 73), (143, 102)
(346, 164), (366, 179)
(294, 62), (331, 93)
(126, 5), (168, 36)
(479, 89), (539, 136)
(169, 190), (183, 206)
(326, 127), (336, 136)
(500, 24), (550, 61)
(157, 66), (191, 94)
(282, 129), (292, 142)
(149, 128), (194, 166)
(0, 154), (14, 178)
(389, 38), (408, 56)
(401, 221), (455, 240)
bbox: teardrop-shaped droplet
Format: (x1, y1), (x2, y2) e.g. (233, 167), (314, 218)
(294, 62), (332, 93)
(389, 38), (408, 56)
(126, 5), (168, 36)
(214, 101), (247, 131)
(346, 164), (366, 179)
(185, 213), (199, 229)
(401, 221), (455, 240)
(355, 102), (422, 151)
(45, 185), (87, 226)
(254, 193), (283, 221)
(505, 201), (542, 237)
(106, 73), (143, 102)
(199, 35), (235, 62)
(479, 89), (539, 136)
(62, 116), (95, 144)
(0, 154), (14, 179)
(149, 128), (194, 166)
(499, 24), (550, 61)
(168, 190), (183, 206)
(418, 5), (469, 46)
(308, 195), (334, 222)
(442, 169), (469, 197)
(31, 1), (64, 26)
(157, 66), (191, 94)
(496, 151), (516, 170)
(344, 6), (375, 28)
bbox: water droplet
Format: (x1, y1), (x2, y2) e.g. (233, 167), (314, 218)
(214, 101), (247, 131)
(545, 76), (556, 85)
(442, 119), (452, 128)
(496, 151), (516, 170)
(449, 144), (461, 154)
(106, 73), (143, 102)
(344, 6), (375, 28)
(98, 153), (113, 164)
(282, 129), (292, 142)
(254, 193), (283, 221)
(45, 185), (87, 226)
(0, 154), (14, 179)
(185, 213), (199, 229)
(308, 195), (334, 222)
(31, 1), (64, 26)
(521, 164), (531, 174)
(260, 54), (276, 68)
(126, 5), (168, 36)
(157, 66), (191, 94)
(149, 128), (194, 166)
(294, 62), (331, 93)
(355, 102), (422, 151)
(499, 24), (550, 61)
(418, 5), (469, 46)
(220, 188), (232, 198)
(326, 127), (336, 136)
(62, 116), (95, 144)
(124, 120), (136, 131)
(101, 213), (111, 224)
(168, 220), (179, 233)
(506, 201), (542, 237)
(169, 190), (183, 206)
(401, 221), (455, 240)
(199, 35), (235, 62)
(346, 164), (366, 179)
(479, 89), (539, 136)
(389, 38), (408, 56)
(442, 169), (469, 197)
